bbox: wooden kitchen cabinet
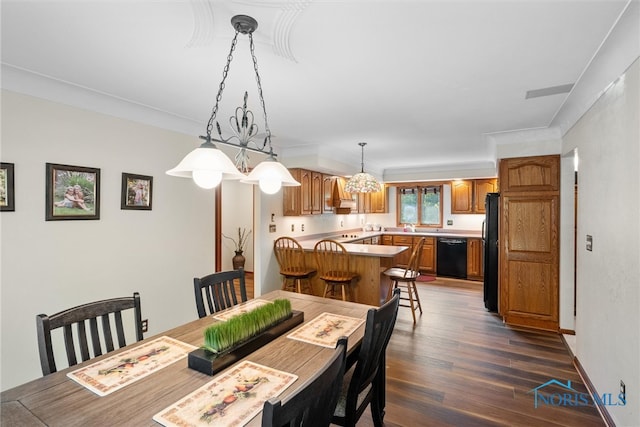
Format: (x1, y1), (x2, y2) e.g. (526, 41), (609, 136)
(381, 235), (393, 245)
(417, 236), (436, 273)
(473, 179), (498, 214)
(451, 180), (474, 214)
(392, 235), (413, 266)
(499, 155), (560, 331)
(466, 238), (483, 281)
(354, 186), (387, 214)
(283, 168), (322, 216)
(451, 178), (497, 214)
(322, 174), (335, 213)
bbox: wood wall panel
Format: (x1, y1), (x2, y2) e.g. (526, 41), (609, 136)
(506, 261), (555, 316)
(499, 155), (560, 331)
(500, 156), (559, 193)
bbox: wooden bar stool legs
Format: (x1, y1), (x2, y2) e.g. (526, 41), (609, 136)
(383, 237), (426, 325)
(391, 278), (423, 325)
(322, 280), (350, 301)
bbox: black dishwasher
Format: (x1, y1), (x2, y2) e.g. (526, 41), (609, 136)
(437, 237), (467, 279)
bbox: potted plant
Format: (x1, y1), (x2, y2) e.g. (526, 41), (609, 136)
(223, 227), (252, 269)
(188, 299), (304, 375)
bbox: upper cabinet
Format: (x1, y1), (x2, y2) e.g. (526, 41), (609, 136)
(283, 168), (322, 216)
(451, 180), (474, 214)
(499, 156), (559, 193)
(354, 185), (387, 214)
(283, 169), (386, 216)
(451, 178), (497, 214)
(473, 179), (499, 214)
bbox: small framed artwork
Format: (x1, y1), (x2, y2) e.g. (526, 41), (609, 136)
(121, 173), (153, 210)
(46, 163), (100, 221)
(1, 162), (15, 212)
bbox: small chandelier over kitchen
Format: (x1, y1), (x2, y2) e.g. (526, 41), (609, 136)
(166, 15), (300, 194)
(345, 142), (381, 193)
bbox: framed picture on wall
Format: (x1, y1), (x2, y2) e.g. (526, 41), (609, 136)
(121, 173), (153, 210)
(0, 162), (15, 212)
(46, 163), (100, 220)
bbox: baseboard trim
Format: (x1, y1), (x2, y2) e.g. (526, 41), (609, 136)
(573, 356), (617, 427)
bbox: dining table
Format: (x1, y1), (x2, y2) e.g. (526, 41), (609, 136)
(0, 290), (374, 426)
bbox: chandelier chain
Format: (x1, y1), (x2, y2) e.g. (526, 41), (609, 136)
(206, 30), (240, 138)
(249, 32), (271, 153)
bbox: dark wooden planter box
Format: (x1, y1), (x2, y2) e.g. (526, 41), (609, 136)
(188, 310), (304, 376)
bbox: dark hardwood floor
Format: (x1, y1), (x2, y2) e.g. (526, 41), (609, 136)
(246, 274), (604, 426)
(363, 278), (603, 427)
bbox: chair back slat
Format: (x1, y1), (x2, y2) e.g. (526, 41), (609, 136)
(62, 324), (78, 367)
(36, 292), (143, 376)
(262, 337), (348, 427)
(114, 310), (126, 348)
(194, 268), (247, 318)
(99, 315), (113, 353)
(89, 317), (102, 356)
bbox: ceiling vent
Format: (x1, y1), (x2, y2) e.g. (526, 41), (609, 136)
(525, 83), (574, 99)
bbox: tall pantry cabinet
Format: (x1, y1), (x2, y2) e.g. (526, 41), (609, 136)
(499, 155), (560, 331)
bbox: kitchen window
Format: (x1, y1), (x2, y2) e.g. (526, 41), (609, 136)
(397, 185), (442, 227)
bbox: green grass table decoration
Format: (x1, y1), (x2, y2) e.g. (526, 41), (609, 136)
(188, 299), (304, 376)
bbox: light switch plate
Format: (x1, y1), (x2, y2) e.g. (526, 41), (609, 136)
(586, 235), (593, 251)
(269, 224), (276, 233)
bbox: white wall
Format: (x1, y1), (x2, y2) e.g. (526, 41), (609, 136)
(0, 91), (215, 390)
(221, 180), (254, 271)
(563, 58), (639, 427)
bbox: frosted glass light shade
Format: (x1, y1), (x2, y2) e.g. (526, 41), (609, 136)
(166, 145), (245, 189)
(344, 172), (381, 193)
(242, 158), (301, 194)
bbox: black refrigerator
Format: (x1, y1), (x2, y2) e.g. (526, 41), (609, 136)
(483, 192), (499, 312)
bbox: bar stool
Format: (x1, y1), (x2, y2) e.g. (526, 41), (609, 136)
(383, 237), (425, 325)
(274, 237), (316, 295)
(313, 239), (358, 301)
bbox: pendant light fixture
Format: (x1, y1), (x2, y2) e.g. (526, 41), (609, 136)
(344, 142), (381, 193)
(166, 15), (300, 194)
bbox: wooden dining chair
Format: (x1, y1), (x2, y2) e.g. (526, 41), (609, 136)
(274, 236), (316, 295)
(314, 239), (358, 301)
(332, 288), (400, 427)
(262, 336), (348, 427)
(36, 292), (144, 376)
(193, 268), (247, 318)
(382, 237), (425, 325)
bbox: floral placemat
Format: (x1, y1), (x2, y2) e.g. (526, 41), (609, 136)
(153, 361), (298, 427)
(213, 299), (270, 321)
(67, 336), (196, 396)
(286, 312), (365, 348)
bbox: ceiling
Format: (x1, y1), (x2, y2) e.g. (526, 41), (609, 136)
(1, 0), (630, 179)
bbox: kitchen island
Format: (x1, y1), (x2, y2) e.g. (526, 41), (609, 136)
(297, 239), (409, 306)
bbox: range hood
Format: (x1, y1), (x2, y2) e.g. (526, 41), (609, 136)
(332, 177), (356, 214)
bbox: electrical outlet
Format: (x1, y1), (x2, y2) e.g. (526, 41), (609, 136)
(269, 224), (276, 233)
(447, 219), (453, 226)
(620, 380), (626, 401)
(586, 235), (593, 251)
(291, 224), (295, 232)
(301, 224), (305, 232)
(340, 220), (344, 227)
(141, 319), (148, 333)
